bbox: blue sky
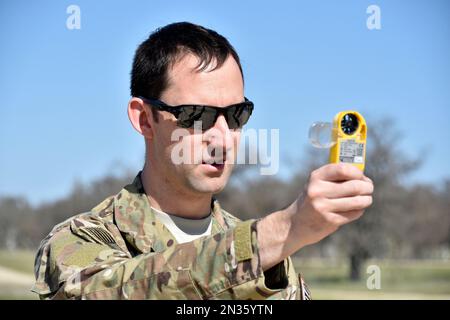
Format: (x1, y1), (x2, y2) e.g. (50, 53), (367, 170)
(1, 0), (449, 205)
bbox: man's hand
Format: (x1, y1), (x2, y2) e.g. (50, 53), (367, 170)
(291, 163), (373, 248)
(257, 163), (374, 270)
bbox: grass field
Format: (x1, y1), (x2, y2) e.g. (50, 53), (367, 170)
(0, 250), (36, 300)
(0, 250), (449, 299)
(293, 257), (450, 299)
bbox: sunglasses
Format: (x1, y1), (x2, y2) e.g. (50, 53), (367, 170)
(139, 96), (254, 130)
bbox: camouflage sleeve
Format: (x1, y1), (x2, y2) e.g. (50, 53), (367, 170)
(33, 219), (290, 299)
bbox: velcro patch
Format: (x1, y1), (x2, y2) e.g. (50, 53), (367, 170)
(233, 220), (254, 262)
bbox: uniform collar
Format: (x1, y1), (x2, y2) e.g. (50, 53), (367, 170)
(113, 171), (227, 254)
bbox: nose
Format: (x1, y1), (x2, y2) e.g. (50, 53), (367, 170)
(204, 114), (234, 155)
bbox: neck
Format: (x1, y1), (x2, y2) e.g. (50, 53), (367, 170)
(140, 163), (212, 219)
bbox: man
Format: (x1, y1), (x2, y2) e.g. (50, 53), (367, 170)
(33, 22), (374, 300)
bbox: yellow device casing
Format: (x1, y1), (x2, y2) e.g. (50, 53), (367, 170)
(329, 111), (367, 172)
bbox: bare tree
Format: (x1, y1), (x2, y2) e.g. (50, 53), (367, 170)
(329, 118), (422, 280)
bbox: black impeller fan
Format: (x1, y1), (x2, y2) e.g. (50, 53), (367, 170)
(341, 114), (359, 135)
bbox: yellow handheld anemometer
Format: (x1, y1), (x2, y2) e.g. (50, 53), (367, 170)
(329, 111), (367, 172)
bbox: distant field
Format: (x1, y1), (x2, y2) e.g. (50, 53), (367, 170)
(0, 250), (36, 300)
(293, 257), (450, 299)
(0, 250), (35, 274)
(0, 250), (449, 300)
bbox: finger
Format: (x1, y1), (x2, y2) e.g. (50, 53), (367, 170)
(327, 210), (365, 226)
(312, 163), (364, 182)
(326, 195), (373, 212)
(319, 180), (374, 199)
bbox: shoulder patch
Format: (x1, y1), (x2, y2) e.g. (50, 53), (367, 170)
(70, 218), (118, 246)
(82, 227), (116, 244)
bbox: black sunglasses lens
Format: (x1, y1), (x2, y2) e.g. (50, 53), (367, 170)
(177, 103), (253, 130)
(177, 106), (216, 130)
(226, 104), (252, 129)
(198, 109), (217, 130)
(177, 106), (201, 128)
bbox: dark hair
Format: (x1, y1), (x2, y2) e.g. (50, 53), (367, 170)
(130, 22), (243, 121)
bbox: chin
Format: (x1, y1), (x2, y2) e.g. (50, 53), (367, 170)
(202, 181), (227, 194)
(188, 177), (228, 194)
(184, 163), (234, 194)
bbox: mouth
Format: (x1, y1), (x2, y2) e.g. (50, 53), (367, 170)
(201, 159), (226, 171)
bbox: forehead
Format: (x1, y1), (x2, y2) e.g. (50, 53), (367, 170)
(162, 53), (244, 106)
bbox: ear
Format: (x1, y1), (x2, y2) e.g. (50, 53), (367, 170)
(128, 97), (155, 139)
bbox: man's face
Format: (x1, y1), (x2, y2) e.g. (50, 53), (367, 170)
(149, 53), (244, 196)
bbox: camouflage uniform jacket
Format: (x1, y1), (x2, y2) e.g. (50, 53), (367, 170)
(32, 172), (310, 300)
